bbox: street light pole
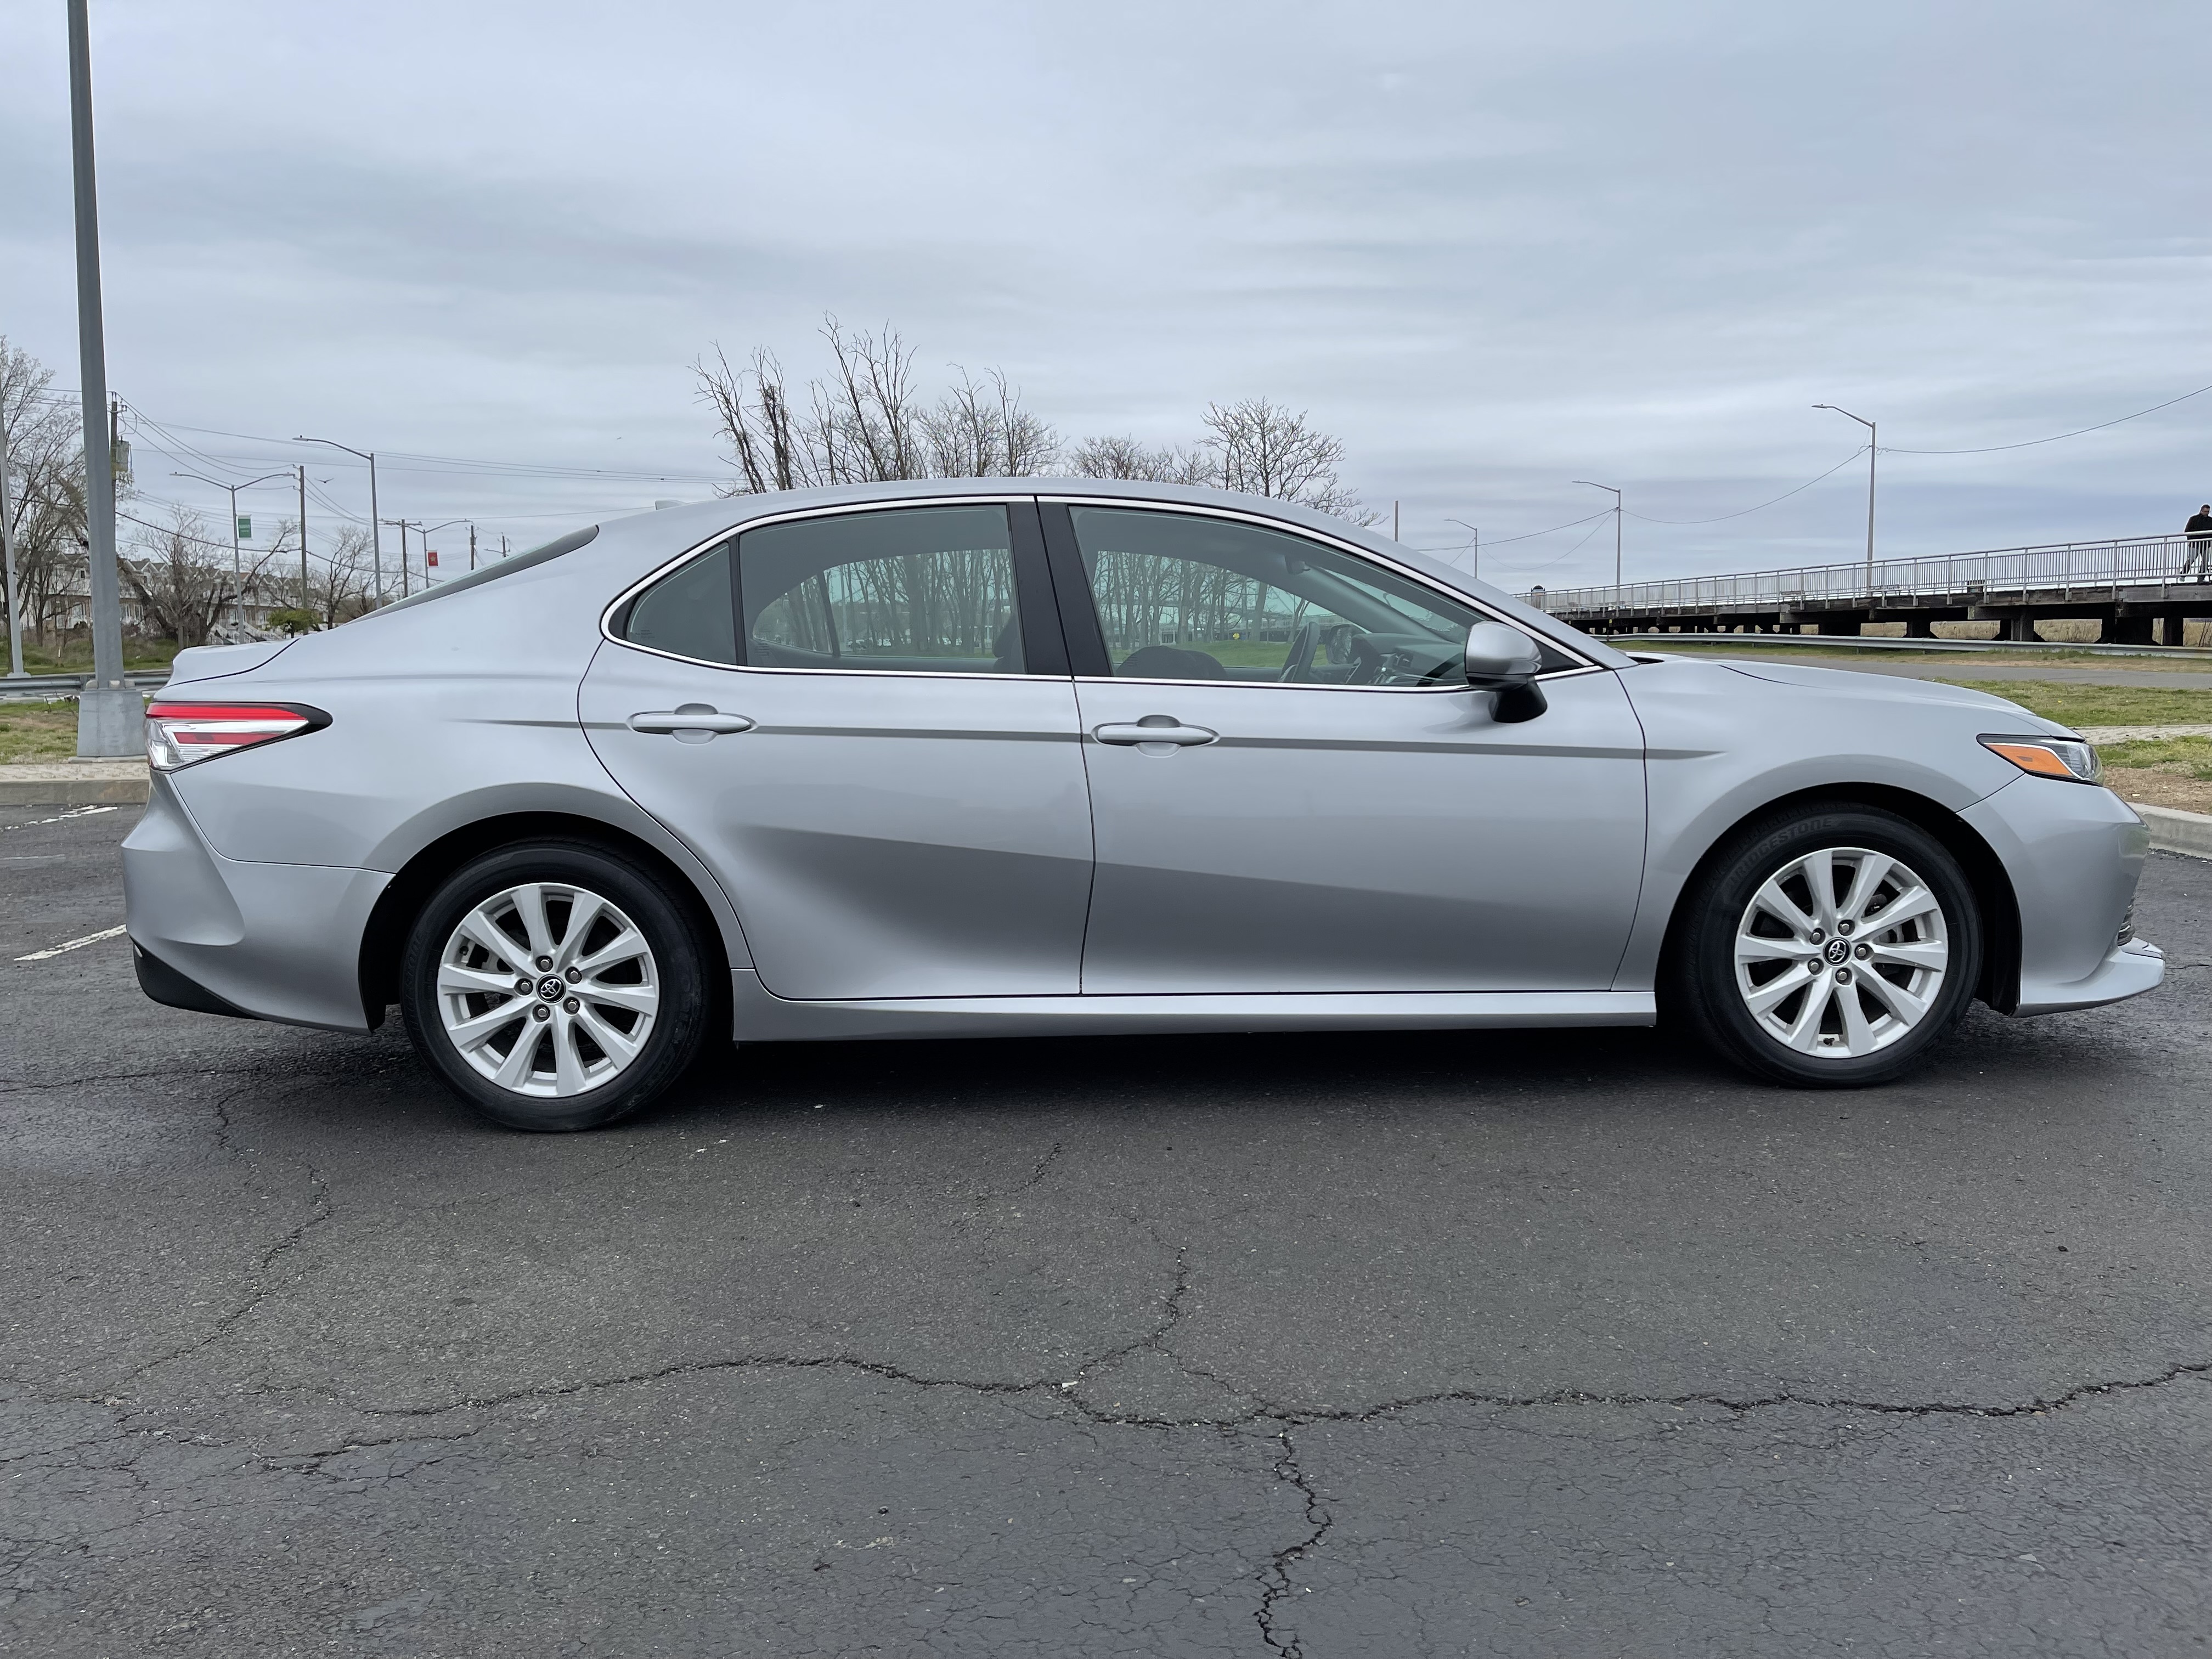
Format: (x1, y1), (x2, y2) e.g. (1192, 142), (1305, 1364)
(297, 437), (383, 605)
(1814, 404), (1877, 586)
(66, 0), (138, 755)
(0, 396), (25, 678)
(296, 464), (309, 612)
(1574, 481), (1623, 585)
(1448, 518), (1480, 582)
(173, 471), (290, 635)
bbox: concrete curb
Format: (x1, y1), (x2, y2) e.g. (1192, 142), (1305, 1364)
(2133, 803), (2212, 860)
(0, 763), (151, 808)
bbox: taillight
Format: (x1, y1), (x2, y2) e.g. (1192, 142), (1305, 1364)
(144, 701), (329, 772)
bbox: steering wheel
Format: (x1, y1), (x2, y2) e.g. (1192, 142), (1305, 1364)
(1279, 619), (1324, 682)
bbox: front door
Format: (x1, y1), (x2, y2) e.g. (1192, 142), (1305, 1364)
(581, 501), (1092, 1000)
(1050, 503), (1647, 994)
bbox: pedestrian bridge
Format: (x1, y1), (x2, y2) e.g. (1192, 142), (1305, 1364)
(1523, 532), (2211, 645)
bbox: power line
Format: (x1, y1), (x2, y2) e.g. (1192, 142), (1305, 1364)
(1879, 382), (2212, 455)
(1626, 446), (1868, 525)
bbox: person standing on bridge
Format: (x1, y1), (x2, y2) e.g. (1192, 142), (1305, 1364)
(2186, 504), (2212, 574)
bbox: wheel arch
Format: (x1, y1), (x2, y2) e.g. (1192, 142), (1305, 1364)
(357, 811), (736, 1029)
(1657, 784), (2023, 1015)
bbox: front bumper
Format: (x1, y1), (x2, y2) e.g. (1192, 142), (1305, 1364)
(122, 774), (388, 1031)
(2015, 936), (2165, 1016)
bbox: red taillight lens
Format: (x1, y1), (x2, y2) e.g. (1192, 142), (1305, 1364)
(144, 701), (328, 772)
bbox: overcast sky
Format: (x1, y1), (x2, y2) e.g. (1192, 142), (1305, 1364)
(1, 0), (2205, 588)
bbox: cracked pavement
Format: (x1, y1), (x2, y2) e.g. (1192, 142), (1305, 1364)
(2, 806), (2206, 1656)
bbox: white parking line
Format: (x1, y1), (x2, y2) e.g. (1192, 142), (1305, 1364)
(16, 924), (128, 962)
(2, 805), (117, 833)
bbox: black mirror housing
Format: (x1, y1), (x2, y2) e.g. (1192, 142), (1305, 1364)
(1463, 622), (1548, 723)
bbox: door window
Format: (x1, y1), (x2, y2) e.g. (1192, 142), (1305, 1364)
(740, 505), (1026, 674)
(1067, 506), (1485, 686)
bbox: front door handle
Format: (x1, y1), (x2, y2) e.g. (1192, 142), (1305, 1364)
(628, 704), (756, 741)
(1092, 719), (1218, 748)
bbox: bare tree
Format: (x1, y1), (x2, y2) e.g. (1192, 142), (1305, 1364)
(1201, 397), (1374, 521)
(697, 317), (1058, 492)
(1, 337), (89, 647)
(1069, 435), (1213, 486)
(122, 507), (261, 647)
(306, 523), (377, 628)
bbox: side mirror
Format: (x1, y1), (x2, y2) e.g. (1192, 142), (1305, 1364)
(1463, 621), (1547, 723)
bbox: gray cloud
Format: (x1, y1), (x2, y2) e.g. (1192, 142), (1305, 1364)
(0, 0), (2203, 580)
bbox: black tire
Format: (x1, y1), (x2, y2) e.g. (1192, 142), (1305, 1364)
(399, 840), (714, 1131)
(1667, 804), (1982, 1088)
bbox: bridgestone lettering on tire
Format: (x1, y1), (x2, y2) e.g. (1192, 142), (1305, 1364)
(1671, 805), (1983, 1087)
(400, 842), (712, 1131)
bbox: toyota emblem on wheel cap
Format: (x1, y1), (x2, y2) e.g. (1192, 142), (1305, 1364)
(1823, 938), (1852, 966)
(538, 975), (566, 1000)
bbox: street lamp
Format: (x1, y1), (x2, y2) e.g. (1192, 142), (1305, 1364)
(414, 518), (463, 586)
(173, 470), (292, 634)
(1813, 404), (1877, 585)
(296, 436), (383, 605)
(1573, 481), (1623, 585)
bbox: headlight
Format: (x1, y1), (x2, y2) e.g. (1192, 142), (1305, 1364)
(1979, 732), (2102, 785)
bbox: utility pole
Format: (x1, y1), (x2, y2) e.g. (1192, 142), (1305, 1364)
(468, 522), (477, 571)
(298, 437), (383, 604)
(67, 0), (139, 755)
(1450, 520), (1480, 583)
(0, 396), (24, 677)
(1813, 404), (1878, 586)
(1574, 481), (1623, 586)
(296, 464), (309, 612)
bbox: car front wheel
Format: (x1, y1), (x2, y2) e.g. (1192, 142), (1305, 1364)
(1671, 804), (1983, 1087)
(399, 841), (713, 1131)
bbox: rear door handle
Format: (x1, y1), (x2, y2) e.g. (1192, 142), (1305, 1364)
(1092, 720), (1218, 747)
(628, 705), (756, 739)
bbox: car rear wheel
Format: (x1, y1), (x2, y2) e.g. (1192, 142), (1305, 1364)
(400, 842), (712, 1131)
(1670, 805), (1982, 1087)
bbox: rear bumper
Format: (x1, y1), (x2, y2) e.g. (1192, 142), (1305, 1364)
(122, 774), (388, 1031)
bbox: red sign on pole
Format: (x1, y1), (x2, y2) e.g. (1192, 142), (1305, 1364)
(426, 549), (439, 567)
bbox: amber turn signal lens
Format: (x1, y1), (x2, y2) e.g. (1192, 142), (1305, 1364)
(1979, 734), (2101, 784)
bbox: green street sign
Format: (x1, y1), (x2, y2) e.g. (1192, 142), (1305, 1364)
(236, 515), (252, 540)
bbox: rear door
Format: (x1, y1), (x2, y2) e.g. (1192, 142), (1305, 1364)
(580, 500), (1092, 1000)
(1047, 501), (1648, 994)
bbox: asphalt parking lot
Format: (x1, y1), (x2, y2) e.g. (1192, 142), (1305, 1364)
(2, 804), (2206, 1658)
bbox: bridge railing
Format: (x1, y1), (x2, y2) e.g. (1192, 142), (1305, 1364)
(1526, 533), (2208, 615)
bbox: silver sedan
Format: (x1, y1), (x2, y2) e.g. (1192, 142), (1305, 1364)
(123, 479), (2162, 1130)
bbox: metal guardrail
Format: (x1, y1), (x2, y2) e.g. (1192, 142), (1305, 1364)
(0, 670), (171, 699)
(1527, 533), (2212, 616)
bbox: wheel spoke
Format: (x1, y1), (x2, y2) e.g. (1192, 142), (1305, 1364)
(1751, 879), (1819, 940)
(1837, 853), (1894, 923)
(447, 1000), (528, 1052)
(1782, 975), (1837, 1051)
(554, 892), (606, 972)
(1801, 849), (1839, 928)
(507, 884), (556, 961)
(439, 962), (524, 999)
(1736, 934), (1821, 964)
(574, 1003), (642, 1065)
(1866, 884), (1940, 932)
(1743, 963), (1817, 1017)
(1867, 938), (1948, 973)
(550, 1014), (590, 1094)
(455, 910), (523, 971)
(578, 979), (658, 1015)
(1857, 968), (1931, 1027)
(572, 927), (649, 978)
(1836, 981), (1876, 1053)
(492, 1024), (544, 1088)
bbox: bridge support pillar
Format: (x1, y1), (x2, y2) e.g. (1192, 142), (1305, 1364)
(1902, 615), (1934, 639)
(2160, 613), (2188, 647)
(2105, 612), (2154, 646)
(2004, 611), (2040, 643)
(1816, 613), (1866, 636)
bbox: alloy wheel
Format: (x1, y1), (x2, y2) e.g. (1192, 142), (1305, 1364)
(435, 881), (661, 1097)
(1733, 845), (1949, 1059)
